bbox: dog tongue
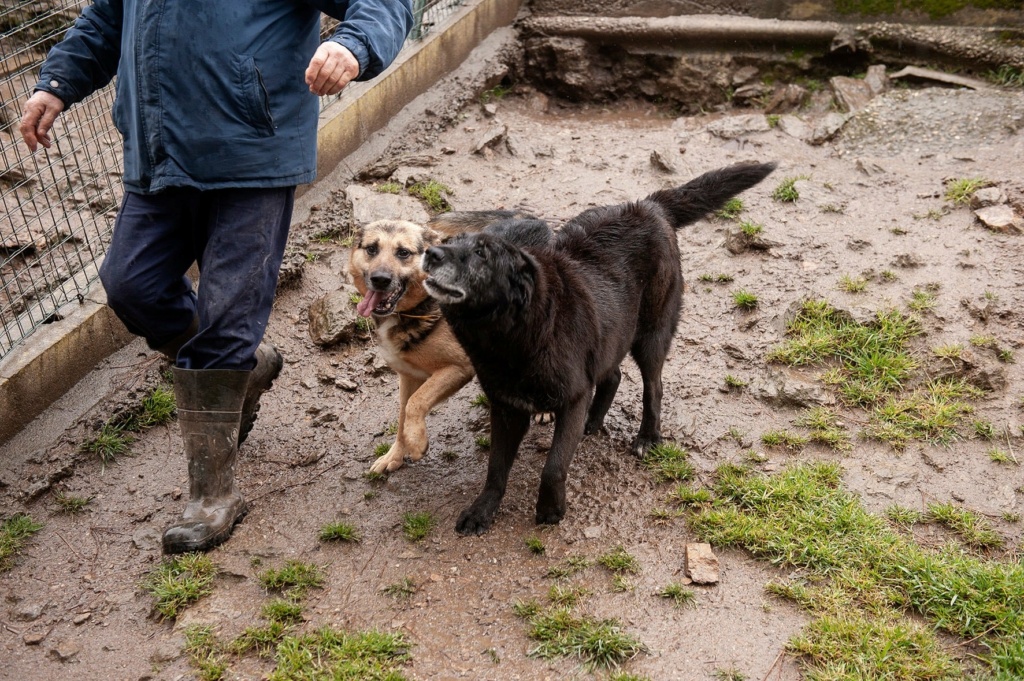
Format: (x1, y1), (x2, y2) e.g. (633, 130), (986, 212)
(356, 291), (383, 317)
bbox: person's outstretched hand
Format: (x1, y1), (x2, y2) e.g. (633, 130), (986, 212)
(20, 90), (65, 152)
(305, 42), (360, 97)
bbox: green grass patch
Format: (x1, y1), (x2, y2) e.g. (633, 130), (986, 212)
(516, 605), (645, 669)
(868, 378), (983, 448)
(944, 177), (990, 206)
(716, 198), (745, 219)
(258, 560), (325, 598)
(724, 374), (747, 389)
(547, 555), (591, 579)
(381, 577), (417, 599)
(144, 553), (217, 620)
(597, 546), (640, 574)
(262, 598), (305, 624)
(732, 289), (758, 310)
(270, 627), (411, 680)
(698, 272), (734, 284)
(548, 583), (590, 607)
(669, 485), (714, 508)
(739, 220), (763, 237)
(402, 511), (434, 542)
(656, 583), (696, 608)
(908, 288), (937, 313)
(689, 462), (1024, 678)
(885, 504), (923, 529)
(760, 429), (809, 451)
(232, 620), (289, 657)
(797, 407), (853, 452)
(525, 536), (546, 555)
(772, 176), (804, 202)
(471, 393), (490, 408)
(475, 435), (491, 449)
(926, 501), (1004, 549)
(80, 423), (133, 466)
(52, 490), (93, 515)
(838, 275), (867, 293)
(0, 514), (43, 572)
(408, 180), (453, 212)
(641, 442), (694, 482)
(373, 442), (391, 459)
(374, 181), (402, 194)
(319, 521), (360, 543)
(80, 384), (177, 465)
(183, 625), (229, 681)
(988, 448), (1019, 465)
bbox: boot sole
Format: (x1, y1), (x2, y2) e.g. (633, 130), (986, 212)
(239, 346), (284, 446)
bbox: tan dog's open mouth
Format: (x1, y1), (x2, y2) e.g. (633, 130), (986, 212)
(357, 283), (406, 317)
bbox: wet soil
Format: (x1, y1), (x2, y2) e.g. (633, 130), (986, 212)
(2, 80), (1024, 680)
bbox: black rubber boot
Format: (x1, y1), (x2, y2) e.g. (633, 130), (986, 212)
(239, 343), (283, 447)
(163, 368), (250, 554)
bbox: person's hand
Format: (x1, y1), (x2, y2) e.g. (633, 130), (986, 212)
(305, 42), (360, 97)
(19, 90), (65, 152)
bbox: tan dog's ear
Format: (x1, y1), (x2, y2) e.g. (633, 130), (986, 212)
(353, 225), (366, 247)
(422, 227), (442, 247)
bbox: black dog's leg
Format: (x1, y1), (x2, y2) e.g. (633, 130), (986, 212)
(584, 367), (621, 435)
(456, 402), (531, 535)
(630, 335), (669, 456)
(536, 396), (588, 525)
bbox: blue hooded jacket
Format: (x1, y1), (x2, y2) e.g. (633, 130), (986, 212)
(35, 1), (413, 194)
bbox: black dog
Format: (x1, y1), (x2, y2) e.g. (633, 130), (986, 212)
(423, 162), (776, 535)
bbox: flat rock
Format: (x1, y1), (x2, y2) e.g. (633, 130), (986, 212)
(974, 205), (1021, 234)
(706, 114), (770, 139)
(472, 122), (508, 154)
(308, 289), (360, 347)
(830, 76), (874, 113)
(776, 115), (811, 141)
(765, 84), (808, 114)
(810, 112), (850, 145)
(23, 630), (48, 645)
(14, 602), (46, 622)
(345, 184), (430, 227)
(649, 149), (677, 174)
(685, 543), (719, 584)
(970, 187), (1006, 208)
(49, 641), (81, 662)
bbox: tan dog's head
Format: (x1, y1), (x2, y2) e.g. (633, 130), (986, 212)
(349, 219), (441, 317)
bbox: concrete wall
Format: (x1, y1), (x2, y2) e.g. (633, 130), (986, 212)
(527, 0), (1024, 26)
(0, 0), (524, 445)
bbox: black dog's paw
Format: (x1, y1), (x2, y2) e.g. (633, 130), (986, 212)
(630, 435), (661, 458)
(583, 419), (607, 436)
(535, 500), (566, 526)
(455, 505), (494, 536)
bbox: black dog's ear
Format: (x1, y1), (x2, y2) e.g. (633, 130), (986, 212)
(508, 250), (537, 310)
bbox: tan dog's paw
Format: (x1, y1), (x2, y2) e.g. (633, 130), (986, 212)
(370, 445), (405, 474)
(533, 412), (555, 425)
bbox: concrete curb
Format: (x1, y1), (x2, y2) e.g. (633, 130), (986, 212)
(0, 0), (522, 446)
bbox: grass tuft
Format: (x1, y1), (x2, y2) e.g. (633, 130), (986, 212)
(943, 177), (989, 206)
(547, 555), (591, 579)
(258, 560), (325, 598)
(402, 511), (434, 542)
(656, 583), (696, 608)
(52, 491), (93, 515)
(716, 198), (745, 219)
(319, 521), (360, 543)
(144, 553), (217, 620)
(525, 536), (546, 555)
(838, 275), (868, 293)
(548, 583), (590, 607)
(522, 606), (645, 669)
(381, 577), (416, 599)
(760, 429), (809, 451)
(739, 220), (763, 237)
(641, 442), (694, 482)
(732, 289), (759, 310)
(772, 176), (805, 202)
(0, 514), (43, 572)
(926, 502), (1004, 549)
(408, 180), (453, 212)
(597, 546), (640, 574)
(269, 627), (411, 680)
(797, 407), (852, 452)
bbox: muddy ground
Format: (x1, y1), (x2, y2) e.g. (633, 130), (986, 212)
(3, 49), (1024, 681)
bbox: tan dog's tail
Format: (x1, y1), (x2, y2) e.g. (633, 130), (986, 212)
(428, 210), (536, 239)
(645, 161), (777, 231)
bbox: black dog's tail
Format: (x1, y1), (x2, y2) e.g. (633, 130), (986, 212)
(645, 161), (777, 230)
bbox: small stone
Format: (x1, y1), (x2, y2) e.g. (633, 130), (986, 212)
(171, 487), (182, 500)
(970, 187), (1007, 208)
(335, 378), (358, 391)
(482, 102), (498, 117)
(50, 641), (81, 662)
(308, 289), (361, 347)
(472, 123), (508, 155)
(685, 543), (720, 584)
(23, 630), (48, 645)
(73, 612), (92, 625)
(732, 65), (759, 85)
(149, 641), (182, 664)
(15, 602), (45, 622)
(583, 526), (603, 539)
(649, 149), (677, 174)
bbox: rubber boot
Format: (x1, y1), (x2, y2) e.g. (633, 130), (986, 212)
(239, 343), (283, 446)
(163, 368), (250, 554)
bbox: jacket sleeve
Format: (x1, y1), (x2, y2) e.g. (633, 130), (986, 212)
(35, 0), (123, 107)
(314, 0), (414, 81)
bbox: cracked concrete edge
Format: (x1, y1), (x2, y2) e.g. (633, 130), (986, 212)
(0, 0), (523, 446)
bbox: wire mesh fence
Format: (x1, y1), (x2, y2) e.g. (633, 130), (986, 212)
(1, 0), (466, 361)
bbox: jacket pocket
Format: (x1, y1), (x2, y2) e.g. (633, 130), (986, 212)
(238, 55), (276, 137)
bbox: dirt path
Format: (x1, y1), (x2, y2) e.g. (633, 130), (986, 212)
(2, 81), (1023, 680)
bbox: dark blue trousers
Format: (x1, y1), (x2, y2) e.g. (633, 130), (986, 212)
(99, 187), (294, 370)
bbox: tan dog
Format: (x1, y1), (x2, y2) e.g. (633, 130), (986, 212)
(349, 211), (537, 473)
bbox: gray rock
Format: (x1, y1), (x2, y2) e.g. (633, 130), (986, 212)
(583, 525), (603, 539)
(831, 76), (874, 113)
(706, 114), (770, 139)
(308, 290), (360, 347)
(367, 350), (392, 376)
(149, 641), (182, 664)
(750, 367), (835, 408)
(684, 543), (719, 584)
(276, 252), (307, 292)
(14, 602), (46, 622)
(864, 64), (889, 96)
(732, 83), (768, 104)
(893, 253), (924, 268)
(970, 187), (1007, 208)
(335, 378), (359, 391)
(765, 84), (809, 114)
(776, 115), (811, 141)
(732, 65), (759, 86)
(810, 112), (851, 145)
(345, 184), (430, 227)
(974, 205), (1021, 234)
(23, 630), (48, 645)
(472, 123), (508, 155)
(649, 149), (677, 174)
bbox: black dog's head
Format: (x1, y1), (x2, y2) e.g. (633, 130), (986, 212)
(422, 232), (537, 318)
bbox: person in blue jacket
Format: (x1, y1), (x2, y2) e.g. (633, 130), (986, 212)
(19, 1), (414, 554)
